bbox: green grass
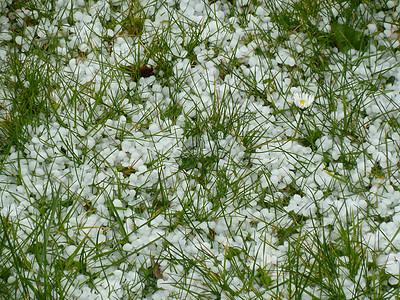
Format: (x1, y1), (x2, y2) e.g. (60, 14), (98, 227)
(0, 0), (400, 299)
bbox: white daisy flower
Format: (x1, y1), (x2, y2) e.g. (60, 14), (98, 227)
(293, 93), (315, 110)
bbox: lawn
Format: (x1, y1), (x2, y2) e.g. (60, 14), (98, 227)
(0, 0), (400, 299)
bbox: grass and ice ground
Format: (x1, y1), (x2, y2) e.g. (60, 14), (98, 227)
(1, 0), (400, 299)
